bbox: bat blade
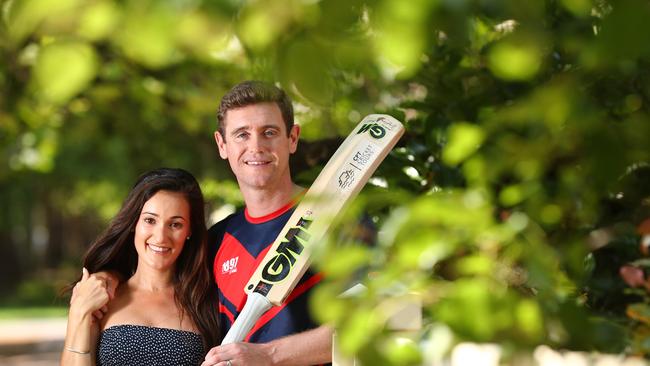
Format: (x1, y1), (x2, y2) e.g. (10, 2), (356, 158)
(221, 114), (404, 344)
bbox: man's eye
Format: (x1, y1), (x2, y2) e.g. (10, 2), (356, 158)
(235, 132), (249, 139)
(264, 130), (277, 137)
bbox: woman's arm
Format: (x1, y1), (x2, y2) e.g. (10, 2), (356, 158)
(61, 268), (111, 366)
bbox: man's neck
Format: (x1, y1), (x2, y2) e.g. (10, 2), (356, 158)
(242, 180), (303, 218)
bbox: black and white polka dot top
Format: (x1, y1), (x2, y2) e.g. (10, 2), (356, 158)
(97, 324), (204, 366)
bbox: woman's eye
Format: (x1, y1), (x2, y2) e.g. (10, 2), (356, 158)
(144, 217), (155, 224)
(171, 222), (183, 229)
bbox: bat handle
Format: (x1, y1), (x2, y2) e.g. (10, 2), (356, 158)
(221, 292), (273, 345)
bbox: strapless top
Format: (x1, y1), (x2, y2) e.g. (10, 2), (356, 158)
(97, 324), (203, 366)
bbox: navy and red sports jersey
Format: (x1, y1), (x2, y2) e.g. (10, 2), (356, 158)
(208, 201), (322, 343)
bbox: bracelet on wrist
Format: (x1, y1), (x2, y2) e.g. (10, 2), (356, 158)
(65, 346), (90, 355)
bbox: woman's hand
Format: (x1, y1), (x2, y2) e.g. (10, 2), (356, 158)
(69, 268), (111, 322)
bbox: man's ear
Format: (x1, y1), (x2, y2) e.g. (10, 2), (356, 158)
(214, 131), (228, 160)
(288, 124), (300, 154)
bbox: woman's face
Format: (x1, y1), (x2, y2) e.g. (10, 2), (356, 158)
(134, 190), (191, 272)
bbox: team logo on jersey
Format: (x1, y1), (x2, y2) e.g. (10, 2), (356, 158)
(221, 256), (239, 275)
(261, 217), (312, 283)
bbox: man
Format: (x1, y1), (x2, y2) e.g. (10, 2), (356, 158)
(201, 81), (332, 366)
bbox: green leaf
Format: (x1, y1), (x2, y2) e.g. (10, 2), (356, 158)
(115, 2), (178, 68)
(33, 41), (97, 104)
(560, 0), (593, 17)
(488, 40), (542, 81)
(4, 0), (82, 44)
(442, 123), (485, 166)
(77, 0), (120, 41)
(382, 336), (423, 365)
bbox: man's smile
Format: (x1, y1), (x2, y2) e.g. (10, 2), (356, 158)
(244, 159), (272, 166)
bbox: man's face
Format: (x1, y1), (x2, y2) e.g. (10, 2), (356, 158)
(215, 102), (299, 191)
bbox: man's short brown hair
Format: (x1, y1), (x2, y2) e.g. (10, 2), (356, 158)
(217, 80), (294, 136)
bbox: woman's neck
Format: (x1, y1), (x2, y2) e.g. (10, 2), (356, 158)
(127, 267), (174, 292)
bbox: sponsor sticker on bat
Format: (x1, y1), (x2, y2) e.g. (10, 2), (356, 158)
(338, 141), (379, 191)
(338, 169), (355, 189)
(375, 116), (399, 131)
(253, 281), (272, 296)
(258, 217), (313, 284)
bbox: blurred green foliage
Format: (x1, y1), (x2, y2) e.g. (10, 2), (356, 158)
(1, 0), (650, 363)
(1, 278), (65, 307)
(0, 307), (67, 319)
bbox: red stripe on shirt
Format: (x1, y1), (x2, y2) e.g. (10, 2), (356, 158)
(220, 302), (235, 325)
(244, 190), (307, 224)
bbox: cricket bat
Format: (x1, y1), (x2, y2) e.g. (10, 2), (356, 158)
(221, 114), (404, 344)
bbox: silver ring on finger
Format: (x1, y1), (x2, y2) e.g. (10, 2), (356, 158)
(226, 360), (232, 366)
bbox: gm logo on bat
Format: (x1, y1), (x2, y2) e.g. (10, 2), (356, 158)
(357, 122), (386, 139)
(259, 217), (313, 284)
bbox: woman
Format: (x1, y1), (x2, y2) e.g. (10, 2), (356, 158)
(62, 168), (220, 365)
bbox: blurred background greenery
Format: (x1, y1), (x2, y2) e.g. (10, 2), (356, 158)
(1, 0), (649, 363)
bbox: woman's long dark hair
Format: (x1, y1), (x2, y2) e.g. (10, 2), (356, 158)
(81, 168), (220, 349)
